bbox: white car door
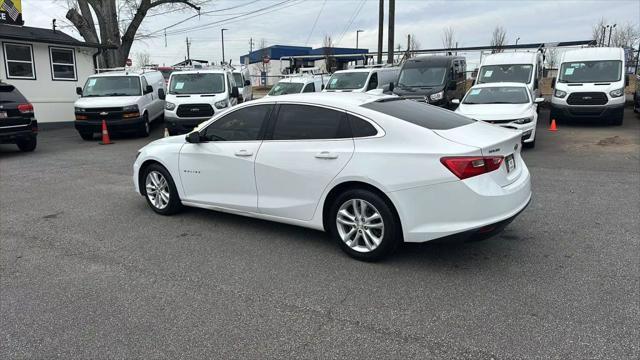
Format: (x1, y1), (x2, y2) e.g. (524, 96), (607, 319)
(139, 76), (155, 120)
(178, 104), (273, 212)
(254, 104), (354, 220)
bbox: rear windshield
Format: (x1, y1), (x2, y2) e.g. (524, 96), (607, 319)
(268, 82), (303, 96)
(361, 99), (474, 130)
(326, 72), (368, 90)
(477, 64), (533, 84)
(169, 73), (225, 94)
(463, 86), (530, 104)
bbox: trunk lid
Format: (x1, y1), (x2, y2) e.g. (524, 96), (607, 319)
(433, 121), (523, 186)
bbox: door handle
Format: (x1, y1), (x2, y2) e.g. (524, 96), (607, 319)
(234, 150), (253, 157)
(315, 151), (338, 159)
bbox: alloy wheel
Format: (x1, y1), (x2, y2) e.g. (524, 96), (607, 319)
(336, 199), (385, 253)
(145, 170), (170, 209)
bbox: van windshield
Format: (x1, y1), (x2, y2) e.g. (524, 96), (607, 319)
(169, 73), (225, 94)
(268, 82), (304, 96)
(477, 64), (533, 84)
(82, 76), (141, 97)
(558, 60), (622, 83)
(398, 67), (446, 87)
(326, 72), (368, 90)
(463, 86), (530, 104)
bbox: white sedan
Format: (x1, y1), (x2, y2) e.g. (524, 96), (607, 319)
(453, 82), (543, 148)
(133, 93), (531, 261)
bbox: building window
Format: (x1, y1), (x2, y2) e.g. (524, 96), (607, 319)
(49, 47), (77, 81)
(3, 42), (35, 79)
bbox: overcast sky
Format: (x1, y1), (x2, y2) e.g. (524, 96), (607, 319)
(22, 0), (640, 67)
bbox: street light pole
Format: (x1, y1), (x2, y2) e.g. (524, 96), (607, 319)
(356, 29), (363, 49)
(221, 28), (228, 64)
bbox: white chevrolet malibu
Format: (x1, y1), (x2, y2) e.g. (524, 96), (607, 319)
(453, 82), (544, 148)
(133, 93), (531, 261)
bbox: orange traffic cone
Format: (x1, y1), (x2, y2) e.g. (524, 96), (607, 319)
(548, 118), (558, 132)
(99, 120), (113, 145)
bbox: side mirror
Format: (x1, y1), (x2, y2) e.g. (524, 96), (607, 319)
(551, 77), (556, 88)
(244, 79), (251, 86)
(144, 85), (153, 94)
(231, 86), (240, 98)
(451, 99), (460, 105)
(448, 80), (457, 90)
(76, 87), (83, 96)
(185, 132), (202, 143)
(157, 88), (166, 100)
(534, 97), (545, 103)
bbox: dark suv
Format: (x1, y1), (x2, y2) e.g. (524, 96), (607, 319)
(0, 82), (37, 152)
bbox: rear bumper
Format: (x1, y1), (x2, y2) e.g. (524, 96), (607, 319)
(390, 161), (532, 243)
(550, 102), (624, 120)
(165, 115), (210, 134)
(0, 120), (38, 143)
(74, 117), (144, 133)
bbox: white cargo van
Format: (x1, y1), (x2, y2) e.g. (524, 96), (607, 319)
(74, 70), (166, 139)
(551, 47), (627, 125)
(164, 69), (240, 135)
(265, 75), (325, 97)
(475, 51), (544, 97)
(232, 68), (253, 103)
(323, 66), (399, 93)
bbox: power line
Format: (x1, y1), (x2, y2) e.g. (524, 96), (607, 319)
(305, 0), (327, 46)
(337, 0), (367, 46)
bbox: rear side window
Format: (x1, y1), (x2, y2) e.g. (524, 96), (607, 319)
(361, 99), (474, 130)
(271, 104), (350, 140)
(348, 114), (377, 137)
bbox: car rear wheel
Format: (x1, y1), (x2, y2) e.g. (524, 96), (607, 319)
(330, 189), (400, 261)
(16, 137), (37, 152)
(79, 132), (93, 141)
(142, 164), (182, 215)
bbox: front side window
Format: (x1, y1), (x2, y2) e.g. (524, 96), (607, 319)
(203, 105), (272, 141)
(271, 105), (349, 140)
(268, 82), (304, 96)
(558, 60), (622, 83)
(325, 72), (369, 90)
(397, 66), (446, 87)
(3, 43), (35, 79)
(302, 83), (315, 93)
(477, 64), (533, 84)
(141, 77), (149, 92)
(463, 87), (530, 105)
(82, 76), (141, 97)
(50, 47), (77, 80)
(169, 73), (225, 95)
(367, 73), (378, 91)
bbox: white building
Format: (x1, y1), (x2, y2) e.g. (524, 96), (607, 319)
(0, 23), (101, 125)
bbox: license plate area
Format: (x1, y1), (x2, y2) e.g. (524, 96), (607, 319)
(0, 111), (7, 119)
(505, 154), (516, 173)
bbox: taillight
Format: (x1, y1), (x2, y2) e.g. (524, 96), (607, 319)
(440, 156), (504, 180)
(18, 103), (34, 114)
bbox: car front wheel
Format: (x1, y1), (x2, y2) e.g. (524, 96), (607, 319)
(16, 137), (37, 152)
(330, 189), (400, 261)
(142, 164), (182, 215)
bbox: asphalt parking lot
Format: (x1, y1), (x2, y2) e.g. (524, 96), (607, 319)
(1, 107), (639, 359)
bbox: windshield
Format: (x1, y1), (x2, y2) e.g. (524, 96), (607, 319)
(463, 86), (530, 104)
(325, 72), (368, 90)
(82, 76), (141, 97)
(268, 82), (304, 96)
(477, 64), (533, 84)
(169, 73), (225, 94)
(398, 67), (446, 87)
(233, 73), (243, 86)
(558, 60), (622, 83)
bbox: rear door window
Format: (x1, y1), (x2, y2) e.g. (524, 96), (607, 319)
(271, 104), (350, 140)
(361, 99), (474, 130)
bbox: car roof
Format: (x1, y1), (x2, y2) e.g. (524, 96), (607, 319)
(89, 71), (144, 78)
(481, 52), (538, 65)
(470, 82), (529, 89)
(171, 69), (228, 75)
(251, 92), (396, 110)
(561, 47), (624, 62)
(277, 76), (314, 84)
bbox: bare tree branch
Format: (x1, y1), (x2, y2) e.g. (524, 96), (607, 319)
(441, 26), (455, 50)
(490, 26), (507, 53)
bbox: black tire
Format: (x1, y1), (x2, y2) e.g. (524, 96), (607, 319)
(79, 132), (94, 141)
(16, 137), (37, 152)
(141, 163), (183, 215)
(329, 188), (401, 261)
(139, 113), (150, 137)
(523, 138), (536, 149)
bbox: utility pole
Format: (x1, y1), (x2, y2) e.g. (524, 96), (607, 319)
(377, 0), (384, 64)
(186, 37), (191, 64)
(221, 28), (228, 64)
(406, 34), (410, 59)
(249, 37), (255, 54)
(356, 29), (363, 49)
(387, 0), (395, 64)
